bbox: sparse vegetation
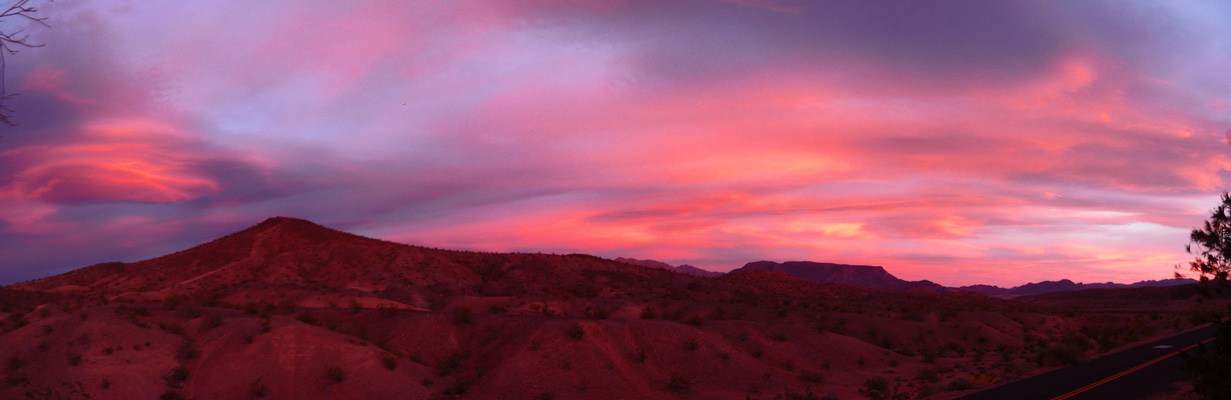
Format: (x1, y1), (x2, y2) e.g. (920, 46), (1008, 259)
(452, 306), (475, 325)
(381, 353), (397, 370)
(249, 378), (269, 397)
(566, 323), (585, 340)
(326, 366), (345, 383)
(666, 372), (693, 394)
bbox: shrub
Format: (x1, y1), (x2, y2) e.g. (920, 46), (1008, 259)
(326, 366), (345, 383)
(1036, 343), (1087, 367)
(452, 307), (475, 325)
(67, 350), (83, 366)
(566, 323), (585, 340)
(667, 372), (693, 393)
(684, 338), (700, 351)
(864, 376), (889, 393)
(640, 306), (658, 320)
(381, 353), (398, 371)
(8, 354), (26, 370)
(203, 314), (224, 330)
(584, 305), (609, 319)
(798, 370), (825, 383)
(165, 365), (190, 389)
(946, 378), (975, 391)
(685, 314), (706, 326)
(160, 391), (186, 400)
(295, 312), (319, 326)
(249, 378), (269, 397)
(915, 367), (940, 383)
(436, 351), (467, 377)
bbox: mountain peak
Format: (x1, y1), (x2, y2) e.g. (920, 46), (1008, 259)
(730, 261), (948, 293)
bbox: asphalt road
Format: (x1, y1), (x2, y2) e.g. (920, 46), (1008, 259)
(957, 325), (1217, 400)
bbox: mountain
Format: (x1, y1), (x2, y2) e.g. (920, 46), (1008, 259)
(16, 217), (722, 309)
(613, 258), (725, 278)
(958, 278), (1197, 297)
(727, 261), (949, 293)
(0, 217), (1206, 400)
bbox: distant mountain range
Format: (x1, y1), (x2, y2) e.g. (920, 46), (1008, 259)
(614, 257), (725, 278)
(957, 278), (1197, 296)
(624, 258), (1196, 296)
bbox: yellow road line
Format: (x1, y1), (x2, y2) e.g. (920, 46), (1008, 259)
(1050, 338), (1215, 400)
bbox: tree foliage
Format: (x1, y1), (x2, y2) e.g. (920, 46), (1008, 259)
(1183, 192), (1231, 285)
(1183, 192), (1231, 400)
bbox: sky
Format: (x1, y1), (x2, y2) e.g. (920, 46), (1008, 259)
(1, 0), (1230, 287)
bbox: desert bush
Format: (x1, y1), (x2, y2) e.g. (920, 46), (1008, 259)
(295, 312), (319, 326)
(203, 314), (224, 330)
(160, 322), (186, 336)
(864, 375), (889, 394)
(452, 307), (475, 325)
(916, 384), (942, 399)
(566, 323), (585, 340)
(635, 348), (648, 364)
(1035, 343), (1087, 367)
(946, 378), (975, 391)
(798, 370), (825, 383)
(163, 296), (182, 311)
(685, 314), (706, 326)
(487, 304), (509, 314)
(8, 354), (26, 370)
(249, 378), (269, 397)
(326, 366), (345, 383)
(66, 350), (83, 366)
(667, 372), (693, 394)
(177, 341), (200, 361)
(915, 367), (940, 383)
(160, 390), (186, 400)
(381, 353), (397, 370)
(684, 337), (700, 351)
(436, 351), (467, 377)
(640, 306), (659, 320)
(583, 305), (609, 319)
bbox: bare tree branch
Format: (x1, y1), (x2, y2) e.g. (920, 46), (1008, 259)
(0, 0), (51, 127)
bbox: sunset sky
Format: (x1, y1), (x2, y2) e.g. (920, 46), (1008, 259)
(2, 0), (1230, 286)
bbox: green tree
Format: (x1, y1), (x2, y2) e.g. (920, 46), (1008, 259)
(1182, 192), (1231, 400)
(1184, 192), (1231, 286)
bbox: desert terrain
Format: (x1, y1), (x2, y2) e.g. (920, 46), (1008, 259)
(1, 217), (1221, 400)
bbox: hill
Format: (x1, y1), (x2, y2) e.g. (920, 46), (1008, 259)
(0, 217), (1210, 400)
(729, 261), (950, 293)
(613, 258), (725, 278)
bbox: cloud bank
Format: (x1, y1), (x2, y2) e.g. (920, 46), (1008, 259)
(1, 0), (1229, 286)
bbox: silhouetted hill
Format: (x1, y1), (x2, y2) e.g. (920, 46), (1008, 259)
(613, 257), (725, 278)
(728, 261), (949, 293)
(958, 278), (1197, 296)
